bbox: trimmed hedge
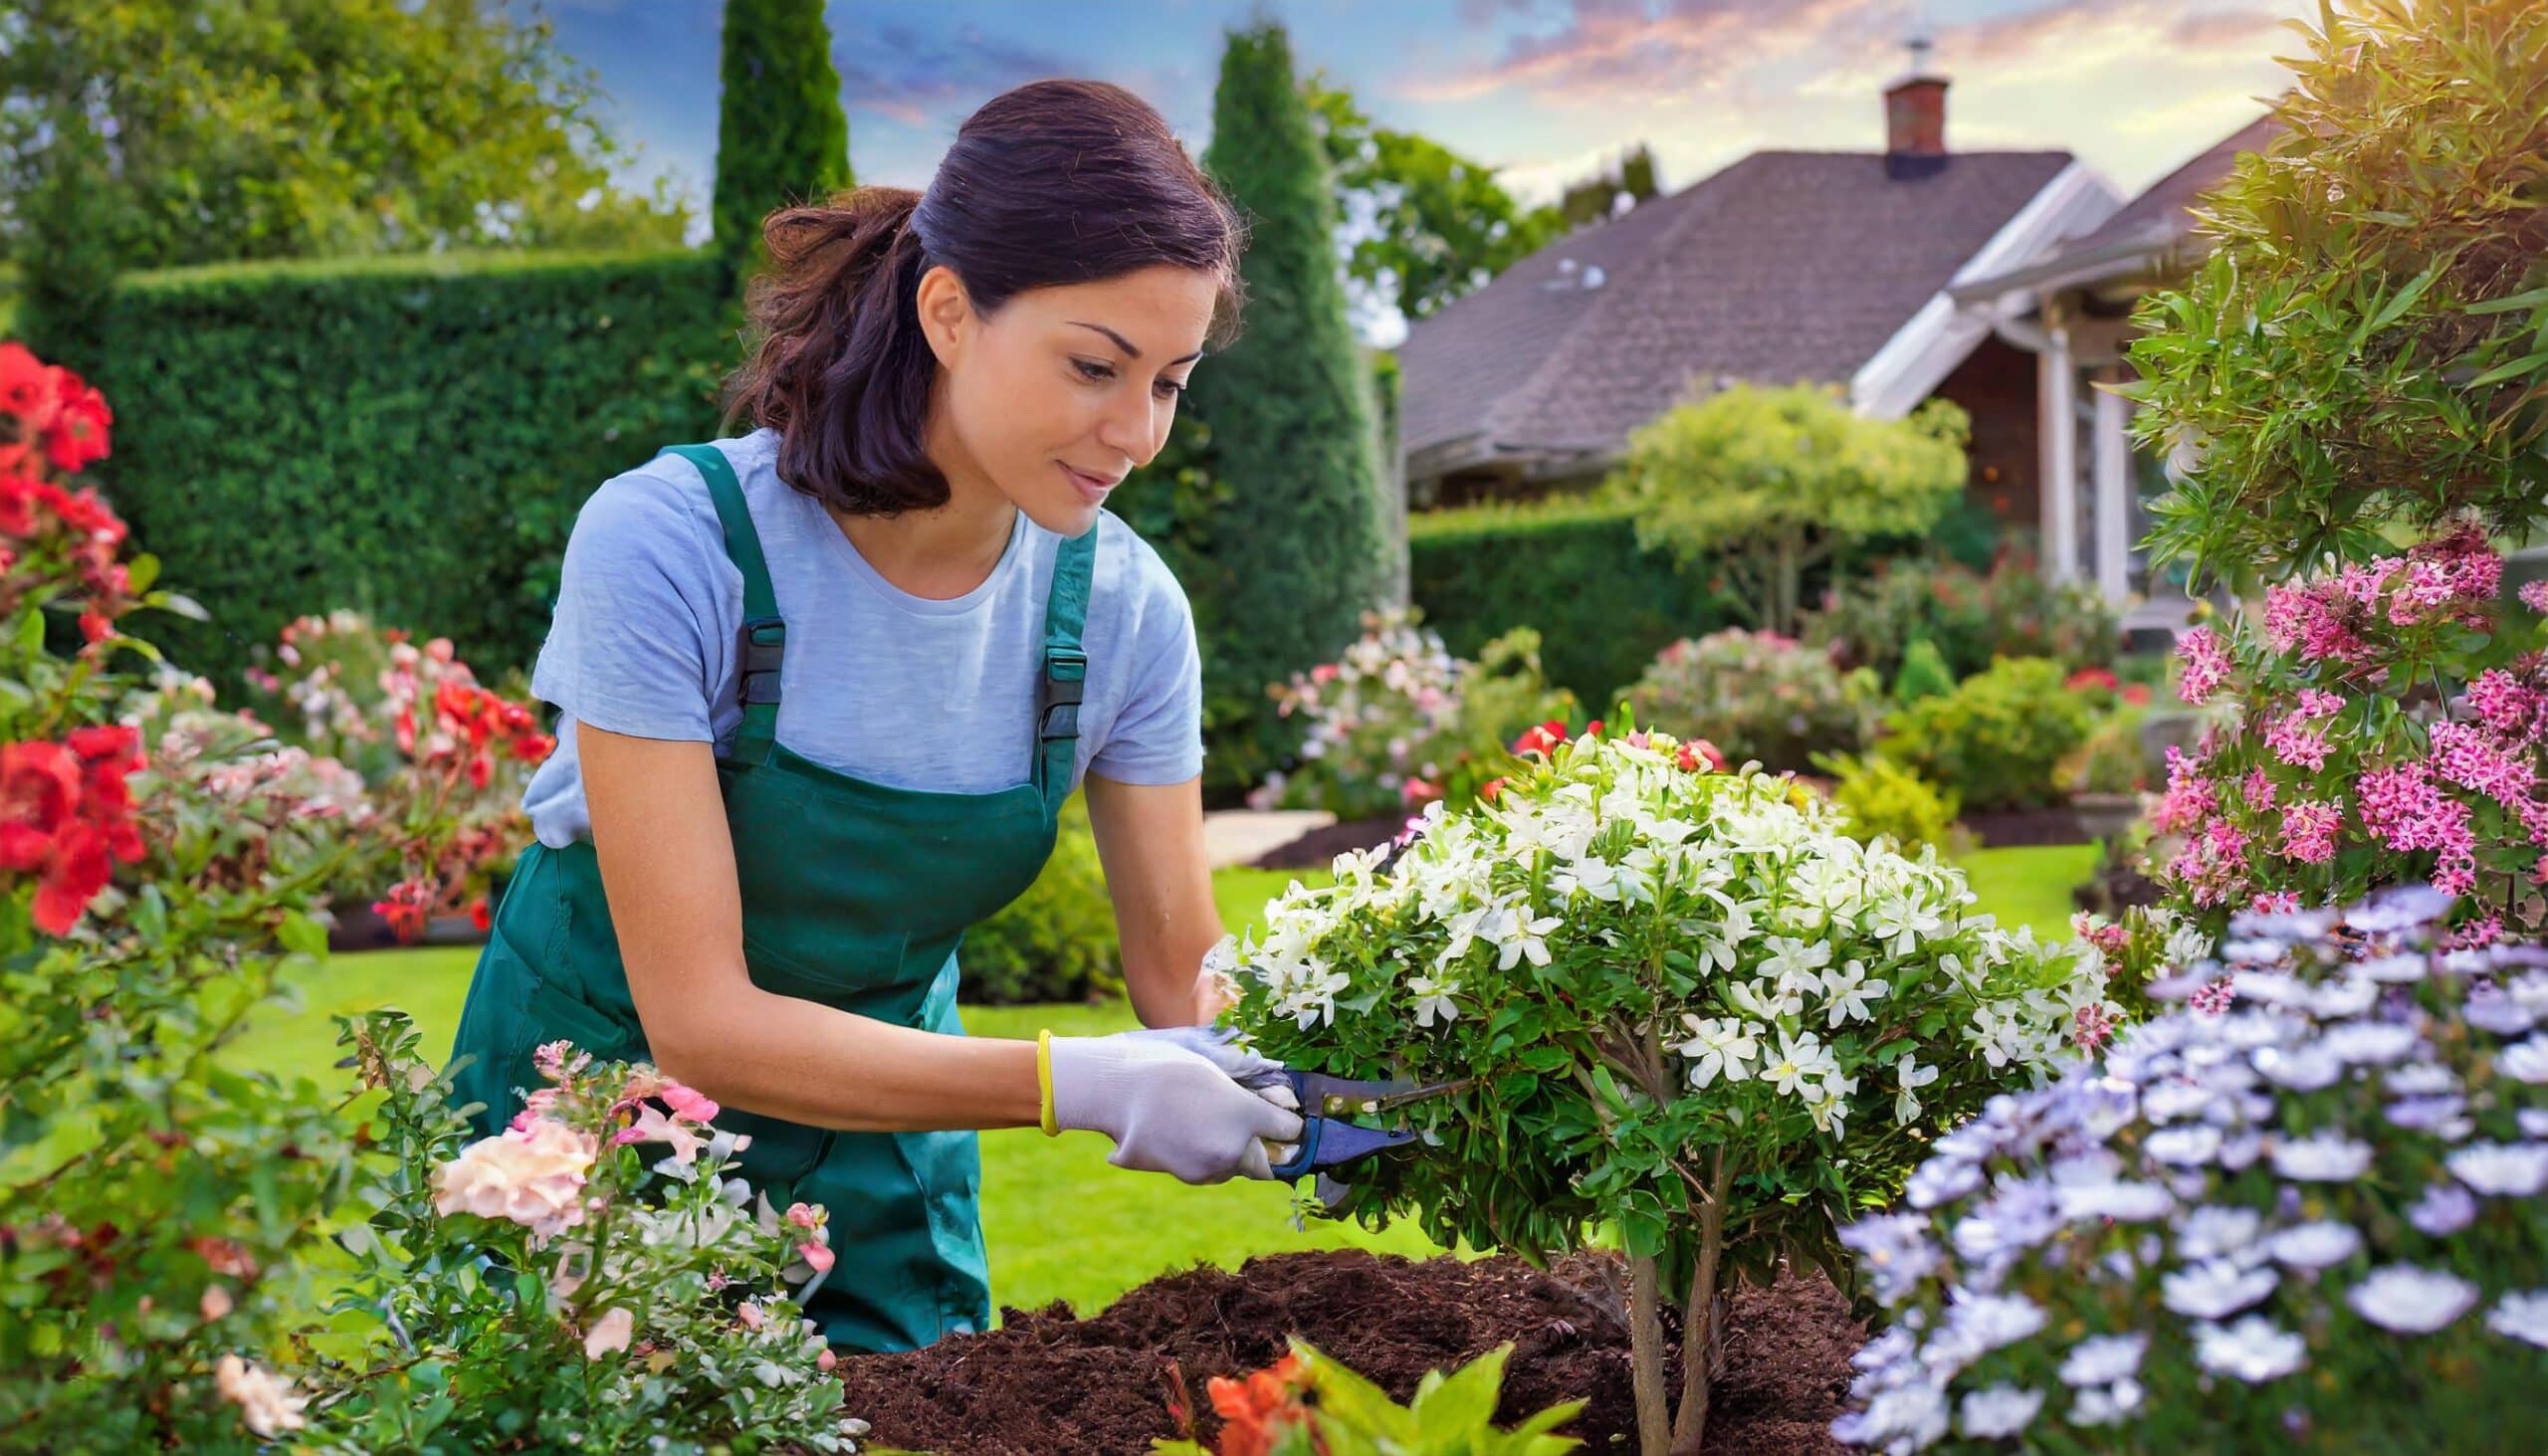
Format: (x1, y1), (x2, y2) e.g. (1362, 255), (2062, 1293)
(1408, 498), (1737, 712)
(88, 248), (731, 687)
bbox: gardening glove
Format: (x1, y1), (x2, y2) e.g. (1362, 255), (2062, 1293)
(1048, 1030), (1305, 1184)
(1120, 1024), (1297, 1100)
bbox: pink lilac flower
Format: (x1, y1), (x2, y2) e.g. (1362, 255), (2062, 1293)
(2072, 1004), (2115, 1054)
(2523, 580), (2548, 614)
(2265, 713), (2333, 771)
(2191, 979), (2236, 1015)
(2428, 720), (2536, 805)
(2177, 627), (2231, 705)
(2295, 689), (2345, 720)
(2263, 579), (2370, 663)
(2442, 915), (2504, 952)
(2251, 890), (2301, 913)
(2355, 761), (2477, 890)
(2279, 799), (2343, 864)
(2151, 745), (2218, 835)
(2466, 670), (2543, 739)
(2242, 768), (2278, 811)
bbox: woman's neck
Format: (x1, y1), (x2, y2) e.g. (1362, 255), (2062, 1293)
(828, 436), (1017, 602)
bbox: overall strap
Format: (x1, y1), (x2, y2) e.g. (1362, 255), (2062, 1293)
(658, 443), (783, 768)
(1033, 525), (1098, 809)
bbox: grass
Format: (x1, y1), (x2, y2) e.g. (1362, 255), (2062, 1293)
(219, 847), (2091, 1321)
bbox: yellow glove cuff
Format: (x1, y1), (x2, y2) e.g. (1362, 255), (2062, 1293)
(1036, 1028), (1060, 1137)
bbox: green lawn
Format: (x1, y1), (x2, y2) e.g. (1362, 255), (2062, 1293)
(221, 848), (2091, 1321)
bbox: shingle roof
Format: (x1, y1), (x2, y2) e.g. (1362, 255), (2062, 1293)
(2053, 112), (2278, 260)
(1398, 148), (2075, 467)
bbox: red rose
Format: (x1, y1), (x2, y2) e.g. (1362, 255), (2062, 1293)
(0, 343), (61, 431)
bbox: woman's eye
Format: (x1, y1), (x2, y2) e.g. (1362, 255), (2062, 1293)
(1072, 358), (1114, 382)
(1156, 378), (1186, 399)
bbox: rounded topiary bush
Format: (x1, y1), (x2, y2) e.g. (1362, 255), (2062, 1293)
(1836, 885), (2548, 1452)
(1619, 627), (1881, 773)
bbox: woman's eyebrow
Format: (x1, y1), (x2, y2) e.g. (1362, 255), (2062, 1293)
(1069, 320), (1204, 365)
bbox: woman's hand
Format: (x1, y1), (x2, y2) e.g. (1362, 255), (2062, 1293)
(1047, 1029), (1303, 1183)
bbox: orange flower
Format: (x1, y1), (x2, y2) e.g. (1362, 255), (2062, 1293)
(1208, 1352), (1311, 1456)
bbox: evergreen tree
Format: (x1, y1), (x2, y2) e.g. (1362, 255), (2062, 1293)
(713, 0), (852, 280)
(1193, 20), (1401, 784)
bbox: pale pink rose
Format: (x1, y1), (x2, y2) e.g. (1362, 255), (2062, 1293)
(784, 1202), (822, 1230)
(214, 1353), (309, 1437)
(199, 1285), (233, 1322)
(612, 1103), (707, 1164)
(818, 1348), (839, 1371)
(582, 1306), (635, 1358)
(431, 1118), (598, 1243)
(738, 1301), (765, 1331)
(798, 1239), (835, 1274)
(660, 1082), (720, 1123)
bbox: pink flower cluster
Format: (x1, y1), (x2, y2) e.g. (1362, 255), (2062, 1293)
(2176, 626), (2231, 705)
(2258, 525), (2498, 667)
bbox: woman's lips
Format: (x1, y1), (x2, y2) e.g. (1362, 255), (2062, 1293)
(1061, 463), (1116, 504)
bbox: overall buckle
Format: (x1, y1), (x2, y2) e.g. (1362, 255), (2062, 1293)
(739, 616), (786, 707)
(1037, 650), (1087, 742)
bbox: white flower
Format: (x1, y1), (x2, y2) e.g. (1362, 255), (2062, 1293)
(214, 1354), (310, 1437)
(2147, 1124), (2224, 1166)
(2195, 1315), (2306, 1382)
(1893, 1053), (1939, 1124)
(1405, 974), (1460, 1029)
(1762, 1029), (1836, 1099)
(1674, 1015), (1760, 1089)
(1945, 1289), (2047, 1352)
(2055, 1178), (2174, 1222)
(2253, 1040), (2344, 1091)
(2162, 1259), (2278, 1320)
(1868, 894), (1945, 958)
(2269, 1131), (2373, 1181)
(2321, 1019), (2420, 1064)
(2265, 1220), (2362, 1271)
(1820, 959), (1890, 1028)
(1761, 935), (1832, 995)
(2057, 1332), (2147, 1387)
(2446, 1142), (2548, 1197)
(2487, 1291), (2548, 1349)
(1551, 853), (1625, 903)
(2348, 1265), (2478, 1334)
(1959, 1384), (2043, 1440)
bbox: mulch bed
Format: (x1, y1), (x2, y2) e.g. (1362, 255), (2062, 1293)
(1248, 814), (1407, 871)
(832, 1249), (1864, 1455)
(1954, 804), (2092, 848)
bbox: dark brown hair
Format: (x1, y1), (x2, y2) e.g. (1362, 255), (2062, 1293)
(722, 79), (1249, 516)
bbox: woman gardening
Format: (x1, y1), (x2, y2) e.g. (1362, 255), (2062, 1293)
(446, 79), (1303, 1355)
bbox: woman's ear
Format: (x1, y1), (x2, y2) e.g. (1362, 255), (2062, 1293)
(913, 263), (973, 369)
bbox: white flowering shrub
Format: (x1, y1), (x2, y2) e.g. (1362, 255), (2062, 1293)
(1836, 885), (2548, 1453)
(1219, 727), (2109, 1450)
(283, 1011), (870, 1454)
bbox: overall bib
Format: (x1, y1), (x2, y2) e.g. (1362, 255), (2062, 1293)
(447, 442), (1093, 1352)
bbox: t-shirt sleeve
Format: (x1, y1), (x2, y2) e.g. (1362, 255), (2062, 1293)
(530, 467), (729, 742)
(1088, 538), (1205, 785)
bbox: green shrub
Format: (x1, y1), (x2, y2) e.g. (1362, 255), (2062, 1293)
(1619, 627), (1880, 772)
(2056, 704), (2153, 794)
(1805, 551), (2120, 682)
(1408, 497), (1737, 710)
(87, 248), (730, 690)
(962, 795), (1123, 1004)
(1877, 656), (2098, 811)
(712, 0), (851, 278)
(1889, 635), (1956, 705)
(1813, 751), (1961, 854)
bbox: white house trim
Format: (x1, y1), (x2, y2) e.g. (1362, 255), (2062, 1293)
(1848, 160), (2125, 420)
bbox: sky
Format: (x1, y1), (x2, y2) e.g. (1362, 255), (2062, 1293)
(530, 0), (2313, 337)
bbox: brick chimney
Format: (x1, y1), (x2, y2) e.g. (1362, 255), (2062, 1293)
(1884, 37), (1948, 165)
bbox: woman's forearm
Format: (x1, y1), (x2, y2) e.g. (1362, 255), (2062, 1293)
(650, 986), (1043, 1134)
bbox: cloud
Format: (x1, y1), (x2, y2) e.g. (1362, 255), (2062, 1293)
(1404, 0), (1901, 106)
(832, 19), (1084, 127)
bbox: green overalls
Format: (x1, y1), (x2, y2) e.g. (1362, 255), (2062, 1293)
(447, 442), (1094, 1352)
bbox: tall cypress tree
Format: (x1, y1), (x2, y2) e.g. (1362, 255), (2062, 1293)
(1194, 21), (1400, 781)
(712, 0), (852, 280)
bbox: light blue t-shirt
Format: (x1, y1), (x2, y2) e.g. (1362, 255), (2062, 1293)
(521, 428), (1204, 848)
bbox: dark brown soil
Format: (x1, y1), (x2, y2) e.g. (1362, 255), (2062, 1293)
(1249, 814), (1408, 870)
(832, 1249), (1863, 1455)
(1957, 804), (2092, 847)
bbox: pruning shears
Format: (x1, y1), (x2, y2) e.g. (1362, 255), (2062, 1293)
(1263, 1070), (1472, 1181)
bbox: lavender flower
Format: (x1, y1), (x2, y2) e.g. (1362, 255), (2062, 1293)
(2487, 1292), (2548, 1350)
(2163, 1259), (2279, 1320)
(2445, 1142), (2548, 1196)
(2056, 1332), (2147, 1387)
(2196, 1315), (2308, 1381)
(2269, 1132), (2373, 1181)
(2176, 1205), (2262, 1260)
(2348, 1265), (2479, 1334)
(2408, 1180), (2478, 1235)
(1959, 1385), (2043, 1440)
(2264, 1220), (2362, 1271)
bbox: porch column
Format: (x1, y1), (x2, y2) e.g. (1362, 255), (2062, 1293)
(2038, 324), (2079, 583)
(2092, 379), (2133, 601)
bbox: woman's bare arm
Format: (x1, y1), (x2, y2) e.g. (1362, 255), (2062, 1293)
(1083, 771), (1230, 1026)
(577, 719), (1041, 1133)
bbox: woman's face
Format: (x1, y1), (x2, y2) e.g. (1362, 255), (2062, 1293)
(918, 262), (1218, 536)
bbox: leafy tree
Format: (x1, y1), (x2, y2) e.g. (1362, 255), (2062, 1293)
(1555, 141), (1659, 228)
(1608, 383), (1970, 636)
(0, 0), (688, 275)
(2124, 0), (2548, 592)
(1302, 74), (1566, 323)
(712, 0), (852, 282)
(1192, 21), (1397, 785)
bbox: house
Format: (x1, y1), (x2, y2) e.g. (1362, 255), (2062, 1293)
(1395, 62), (2125, 572)
(1949, 113), (2280, 633)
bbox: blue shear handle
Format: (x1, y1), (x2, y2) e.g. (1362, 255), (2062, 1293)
(1268, 1117), (1417, 1180)
(1269, 1117), (1325, 1179)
